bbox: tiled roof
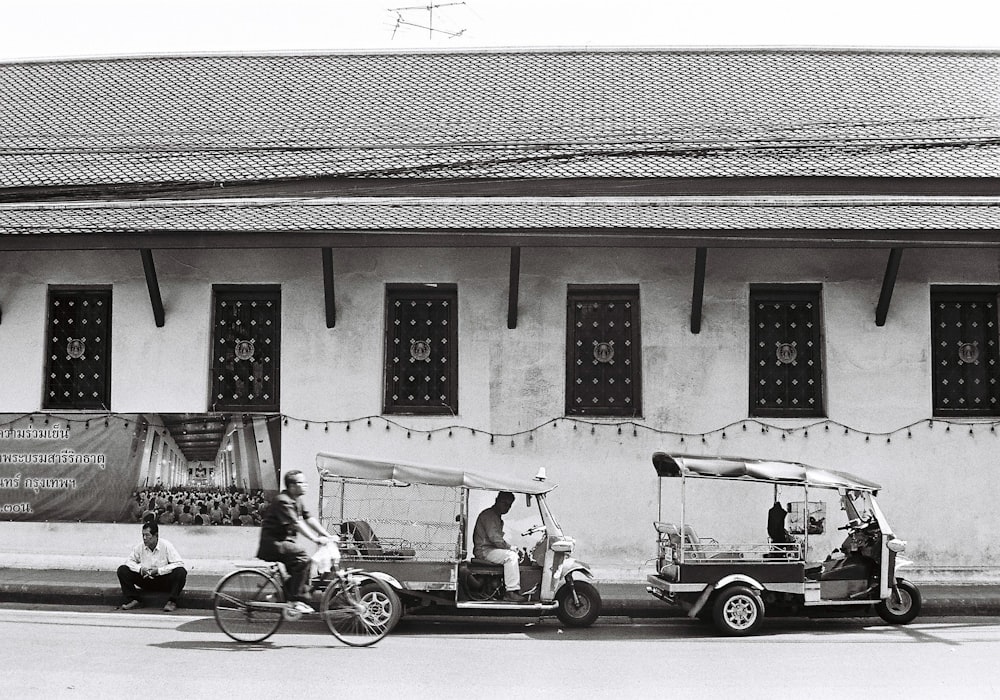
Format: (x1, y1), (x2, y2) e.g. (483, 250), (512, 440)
(2, 197), (999, 235)
(2, 48), (999, 187)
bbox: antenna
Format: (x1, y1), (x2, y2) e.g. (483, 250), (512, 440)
(389, 2), (467, 40)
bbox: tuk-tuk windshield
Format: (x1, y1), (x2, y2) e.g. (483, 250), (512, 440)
(536, 494), (564, 536)
(841, 490), (875, 524)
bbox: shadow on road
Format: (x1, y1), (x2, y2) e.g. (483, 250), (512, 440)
(173, 616), (335, 636)
(389, 615), (1000, 642)
(148, 639), (357, 652)
(162, 611), (1000, 645)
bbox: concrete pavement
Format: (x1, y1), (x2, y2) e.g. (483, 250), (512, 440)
(3, 565), (1000, 617)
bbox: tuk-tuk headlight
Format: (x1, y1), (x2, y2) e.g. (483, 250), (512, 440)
(887, 538), (906, 553)
(550, 537), (574, 553)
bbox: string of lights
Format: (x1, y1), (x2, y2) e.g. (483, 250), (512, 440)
(2, 411), (997, 446)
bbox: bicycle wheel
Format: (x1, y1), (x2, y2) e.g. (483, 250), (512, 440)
(320, 573), (392, 647)
(213, 569), (285, 643)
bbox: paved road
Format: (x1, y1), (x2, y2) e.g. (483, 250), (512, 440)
(5, 604), (999, 699)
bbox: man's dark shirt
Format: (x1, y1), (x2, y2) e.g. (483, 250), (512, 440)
(259, 491), (311, 544)
(767, 502), (792, 544)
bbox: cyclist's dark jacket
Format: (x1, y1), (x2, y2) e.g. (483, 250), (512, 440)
(258, 491), (310, 548)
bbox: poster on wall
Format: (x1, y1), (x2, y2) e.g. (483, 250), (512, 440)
(788, 500), (826, 535)
(0, 412), (281, 525)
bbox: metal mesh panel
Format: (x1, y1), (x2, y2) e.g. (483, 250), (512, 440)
(319, 478), (463, 562)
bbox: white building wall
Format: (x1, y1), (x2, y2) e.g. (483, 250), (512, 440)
(1, 246), (998, 576)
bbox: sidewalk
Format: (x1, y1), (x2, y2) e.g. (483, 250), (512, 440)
(3, 566), (1000, 617)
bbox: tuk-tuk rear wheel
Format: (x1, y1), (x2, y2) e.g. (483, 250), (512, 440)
(555, 580), (601, 627)
(359, 580), (403, 632)
(875, 578), (921, 625)
(712, 586), (764, 636)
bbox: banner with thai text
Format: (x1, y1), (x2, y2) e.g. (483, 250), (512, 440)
(0, 412), (281, 524)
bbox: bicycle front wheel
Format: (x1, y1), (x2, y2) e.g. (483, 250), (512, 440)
(213, 569), (285, 643)
(320, 573), (393, 647)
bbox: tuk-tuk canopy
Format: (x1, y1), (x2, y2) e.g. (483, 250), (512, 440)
(652, 452), (881, 492)
(315, 452), (557, 495)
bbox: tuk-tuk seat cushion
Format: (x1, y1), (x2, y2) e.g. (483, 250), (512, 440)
(468, 558), (504, 574)
(682, 525), (708, 559)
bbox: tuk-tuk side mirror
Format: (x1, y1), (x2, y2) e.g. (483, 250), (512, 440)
(526, 494), (532, 507)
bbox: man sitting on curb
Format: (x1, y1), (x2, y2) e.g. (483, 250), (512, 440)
(117, 521), (188, 612)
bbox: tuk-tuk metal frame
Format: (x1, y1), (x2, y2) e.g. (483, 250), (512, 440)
(313, 452), (602, 627)
(647, 452), (920, 634)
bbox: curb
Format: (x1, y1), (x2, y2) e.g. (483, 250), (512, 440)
(3, 573), (1000, 617)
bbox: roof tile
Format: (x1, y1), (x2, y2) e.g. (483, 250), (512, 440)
(2, 49), (999, 186)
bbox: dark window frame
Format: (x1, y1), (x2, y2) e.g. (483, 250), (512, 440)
(749, 284), (825, 418)
(382, 283), (459, 416)
(209, 284), (281, 413)
(42, 286), (113, 410)
(565, 284), (643, 418)
(930, 285), (1000, 417)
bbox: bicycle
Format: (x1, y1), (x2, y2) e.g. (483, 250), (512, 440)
(212, 561), (395, 646)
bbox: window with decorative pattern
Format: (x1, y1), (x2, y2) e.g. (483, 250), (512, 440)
(383, 284), (458, 415)
(43, 288), (112, 409)
(750, 286), (824, 417)
(931, 288), (1000, 416)
(210, 287), (280, 412)
(566, 286), (642, 417)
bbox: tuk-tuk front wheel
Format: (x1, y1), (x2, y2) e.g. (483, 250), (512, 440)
(712, 586), (764, 636)
(555, 580), (601, 627)
(875, 579), (921, 625)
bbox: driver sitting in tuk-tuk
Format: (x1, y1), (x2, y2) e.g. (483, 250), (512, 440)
(473, 492), (527, 602)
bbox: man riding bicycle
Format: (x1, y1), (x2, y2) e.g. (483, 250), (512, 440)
(257, 470), (335, 614)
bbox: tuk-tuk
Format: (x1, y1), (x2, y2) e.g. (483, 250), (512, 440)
(315, 452), (602, 628)
(646, 452), (921, 636)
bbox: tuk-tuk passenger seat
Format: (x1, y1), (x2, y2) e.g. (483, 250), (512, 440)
(653, 522), (710, 559)
(681, 525), (709, 559)
(654, 521), (680, 536)
(468, 557), (506, 574)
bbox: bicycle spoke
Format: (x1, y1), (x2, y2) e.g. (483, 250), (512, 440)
(213, 569), (284, 643)
(320, 575), (392, 647)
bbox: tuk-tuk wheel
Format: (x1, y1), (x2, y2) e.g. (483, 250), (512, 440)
(359, 579), (404, 632)
(712, 586), (764, 636)
(875, 579), (921, 625)
(555, 581), (602, 627)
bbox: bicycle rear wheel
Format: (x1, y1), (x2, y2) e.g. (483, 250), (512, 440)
(320, 573), (392, 647)
(213, 569), (285, 643)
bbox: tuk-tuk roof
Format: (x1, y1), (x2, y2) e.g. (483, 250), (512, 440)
(315, 452), (557, 495)
(652, 452), (881, 492)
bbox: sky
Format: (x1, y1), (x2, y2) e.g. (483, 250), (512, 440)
(1, 0), (997, 61)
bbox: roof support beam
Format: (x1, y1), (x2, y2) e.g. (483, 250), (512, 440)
(690, 247), (707, 334)
(507, 246), (521, 329)
(875, 248), (904, 327)
(322, 247), (336, 328)
(140, 248), (165, 327)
